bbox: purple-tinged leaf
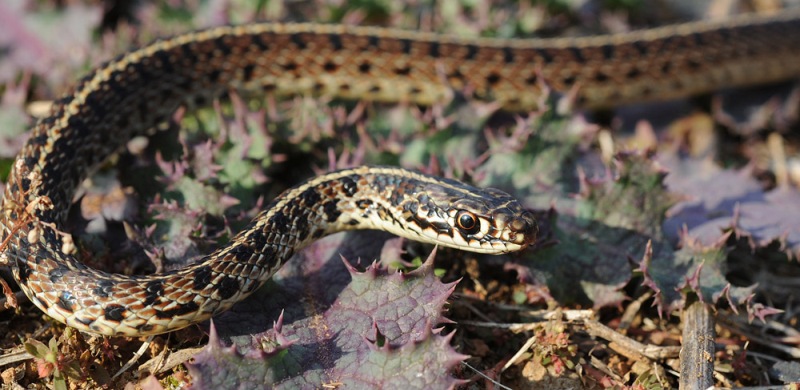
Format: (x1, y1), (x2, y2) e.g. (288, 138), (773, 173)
(745, 298), (784, 323)
(735, 189), (800, 258)
(477, 115), (598, 210)
(187, 319), (297, 389)
(521, 152), (673, 309)
(348, 327), (467, 389)
(189, 140), (224, 182)
(577, 152), (673, 238)
(0, 1), (102, 85)
(638, 236), (756, 316)
(187, 233), (465, 388)
(661, 157), (763, 243)
(524, 215), (632, 309)
(663, 155), (800, 258)
(145, 201), (208, 271)
(188, 321), (465, 390)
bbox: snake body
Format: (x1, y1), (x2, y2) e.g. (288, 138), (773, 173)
(2, 11), (800, 336)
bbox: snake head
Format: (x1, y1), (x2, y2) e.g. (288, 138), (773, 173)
(404, 181), (538, 254)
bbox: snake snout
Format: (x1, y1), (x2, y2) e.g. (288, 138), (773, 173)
(510, 210), (538, 247)
(503, 207), (539, 250)
(489, 205), (539, 251)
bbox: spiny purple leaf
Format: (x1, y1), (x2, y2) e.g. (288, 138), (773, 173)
(745, 297), (784, 323)
(577, 152), (673, 238)
(188, 322), (465, 389)
(663, 155), (800, 258)
(521, 152), (672, 309)
(735, 189), (800, 258)
(186, 321), (298, 389)
(524, 218), (631, 309)
(662, 158), (762, 243)
(189, 140), (223, 181)
(638, 237), (756, 316)
(187, 233), (464, 388)
(477, 115), (595, 210)
(144, 201), (207, 269)
(352, 327), (467, 389)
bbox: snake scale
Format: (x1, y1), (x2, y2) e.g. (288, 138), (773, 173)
(1, 10), (800, 337)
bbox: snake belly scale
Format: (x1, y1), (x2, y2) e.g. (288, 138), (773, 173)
(1, 11), (800, 336)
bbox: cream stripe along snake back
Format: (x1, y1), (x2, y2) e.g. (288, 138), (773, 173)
(2, 11), (800, 336)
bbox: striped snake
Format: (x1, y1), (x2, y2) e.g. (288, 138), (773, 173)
(2, 11), (800, 337)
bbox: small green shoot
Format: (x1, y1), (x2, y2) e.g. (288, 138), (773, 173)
(24, 336), (82, 390)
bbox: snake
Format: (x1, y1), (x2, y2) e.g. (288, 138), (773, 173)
(1, 11), (799, 337)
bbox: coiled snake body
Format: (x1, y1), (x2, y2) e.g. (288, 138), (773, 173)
(1, 11), (799, 336)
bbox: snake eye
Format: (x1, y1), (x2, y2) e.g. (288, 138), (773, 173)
(456, 210), (480, 235)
